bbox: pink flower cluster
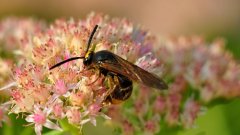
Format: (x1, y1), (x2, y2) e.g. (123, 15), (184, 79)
(0, 13), (158, 134)
(0, 17), (46, 89)
(109, 36), (240, 134)
(0, 13), (239, 135)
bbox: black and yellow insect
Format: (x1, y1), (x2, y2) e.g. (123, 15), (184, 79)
(50, 25), (168, 104)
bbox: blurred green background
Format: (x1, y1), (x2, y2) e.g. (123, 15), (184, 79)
(0, 0), (240, 135)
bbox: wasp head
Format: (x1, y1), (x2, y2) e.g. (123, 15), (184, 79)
(83, 51), (94, 66)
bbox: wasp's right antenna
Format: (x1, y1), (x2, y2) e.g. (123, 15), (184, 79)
(85, 25), (98, 53)
(49, 25), (99, 70)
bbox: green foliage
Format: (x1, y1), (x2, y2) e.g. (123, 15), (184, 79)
(177, 99), (240, 135)
(59, 118), (81, 135)
(0, 114), (34, 135)
(0, 46), (14, 59)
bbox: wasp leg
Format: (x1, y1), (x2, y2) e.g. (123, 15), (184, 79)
(102, 73), (119, 105)
(86, 69), (102, 86)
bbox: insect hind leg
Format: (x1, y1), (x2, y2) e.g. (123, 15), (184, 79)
(102, 73), (118, 105)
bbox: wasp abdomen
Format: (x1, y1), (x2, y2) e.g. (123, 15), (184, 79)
(105, 74), (133, 104)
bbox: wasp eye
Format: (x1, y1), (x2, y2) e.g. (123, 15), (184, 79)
(83, 59), (89, 65)
(83, 53), (93, 66)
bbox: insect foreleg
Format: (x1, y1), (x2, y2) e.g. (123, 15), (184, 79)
(86, 69), (101, 86)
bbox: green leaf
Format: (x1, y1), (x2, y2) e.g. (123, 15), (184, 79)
(112, 127), (122, 135)
(144, 108), (153, 120)
(43, 130), (65, 135)
(0, 114), (34, 135)
(59, 118), (81, 135)
(19, 128), (34, 135)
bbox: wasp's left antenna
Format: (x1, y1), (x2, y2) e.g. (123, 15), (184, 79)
(86, 25), (98, 53)
(49, 56), (84, 70)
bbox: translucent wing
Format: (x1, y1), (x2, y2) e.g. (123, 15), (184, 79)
(99, 54), (168, 90)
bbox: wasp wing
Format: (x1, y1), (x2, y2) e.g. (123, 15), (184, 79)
(99, 54), (168, 90)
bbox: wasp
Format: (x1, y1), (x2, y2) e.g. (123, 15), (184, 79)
(50, 25), (168, 104)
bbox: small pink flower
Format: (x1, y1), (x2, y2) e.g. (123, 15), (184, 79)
(122, 120), (134, 135)
(66, 107), (81, 125)
(63, 51), (71, 69)
(144, 120), (157, 133)
(52, 102), (64, 118)
(54, 79), (68, 95)
(169, 75), (187, 93)
(166, 94), (181, 126)
(134, 100), (145, 114)
(69, 91), (85, 106)
(182, 100), (200, 128)
(33, 113), (46, 125)
(88, 103), (101, 116)
(26, 105), (62, 135)
(11, 90), (23, 102)
(154, 96), (166, 114)
(81, 103), (110, 126)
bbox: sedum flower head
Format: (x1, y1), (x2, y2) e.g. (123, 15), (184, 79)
(0, 13), (159, 134)
(0, 13), (239, 135)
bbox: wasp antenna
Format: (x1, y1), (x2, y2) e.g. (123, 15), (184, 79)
(49, 56), (84, 70)
(86, 25), (98, 53)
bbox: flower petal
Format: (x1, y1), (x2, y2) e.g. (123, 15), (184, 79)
(35, 124), (42, 135)
(100, 113), (111, 120)
(25, 115), (34, 122)
(80, 118), (91, 125)
(90, 117), (97, 126)
(44, 119), (62, 131)
(0, 82), (17, 91)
